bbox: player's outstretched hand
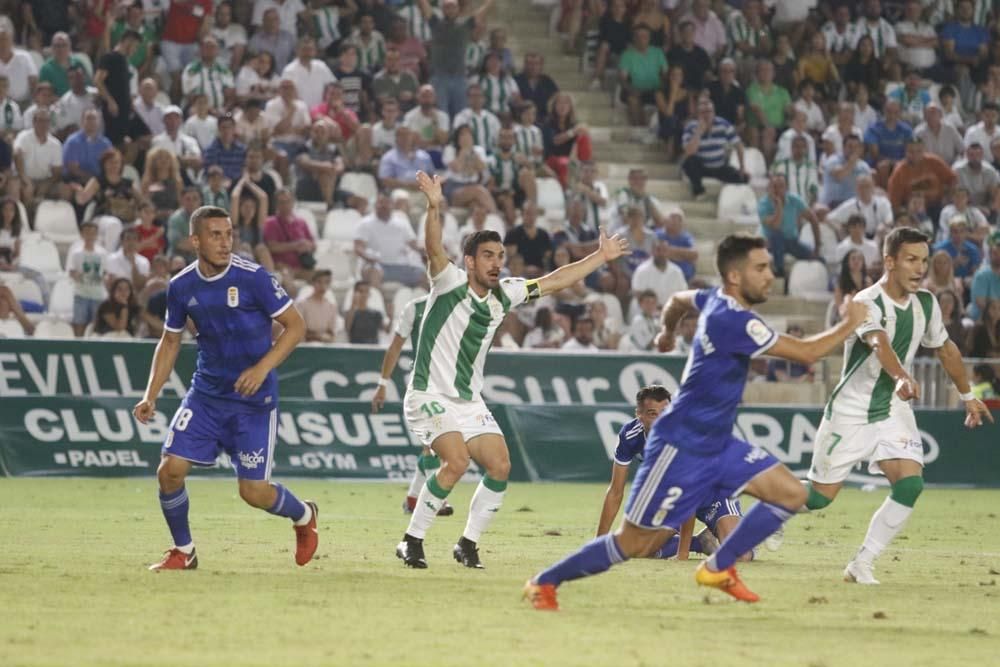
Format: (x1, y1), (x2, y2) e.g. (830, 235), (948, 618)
(133, 398), (156, 424)
(371, 385), (386, 413)
(598, 227), (630, 263)
(416, 171), (444, 208)
(963, 397), (995, 428)
(234, 364), (269, 397)
(654, 328), (675, 353)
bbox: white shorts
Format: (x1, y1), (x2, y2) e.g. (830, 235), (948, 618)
(403, 390), (503, 448)
(808, 411), (924, 484)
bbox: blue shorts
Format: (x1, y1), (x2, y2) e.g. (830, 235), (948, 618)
(624, 435), (779, 531)
(162, 391), (278, 480)
(696, 496), (743, 534)
(72, 295), (101, 326)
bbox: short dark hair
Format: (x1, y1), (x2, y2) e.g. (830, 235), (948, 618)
(120, 29), (142, 43)
(636, 384), (672, 406)
(463, 230), (503, 257)
(716, 233), (768, 277)
(883, 227), (930, 258)
(189, 205), (230, 235)
(846, 215), (865, 228)
(312, 269), (332, 282)
(638, 289), (657, 302)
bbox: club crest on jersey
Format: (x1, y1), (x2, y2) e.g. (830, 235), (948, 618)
(272, 276), (288, 300)
(227, 286), (239, 307)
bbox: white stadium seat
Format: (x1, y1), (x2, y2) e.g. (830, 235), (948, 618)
(122, 164), (141, 185)
(11, 279), (43, 306)
(18, 238), (63, 282)
(48, 278), (75, 320)
(536, 178), (566, 223)
(339, 172), (378, 204)
(786, 260), (831, 302)
(0, 271), (22, 287)
(799, 222), (840, 270)
(0, 317), (26, 338)
(717, 184), (759, 226)
(322, 208), (363, 242)
(73, 52), (94, 76)
(294, 208), (319, 240)
(33, 318), (75, 339)
(314, 240), (357, 288)
(33, 201), (80, 246)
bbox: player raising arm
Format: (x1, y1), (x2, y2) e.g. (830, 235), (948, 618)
(372, 294), (454, 517)
(802, 228), (993, 584)
(526, 234), (869, 610)
(395, 171), (628, 570)
(133, 206), (319, 571)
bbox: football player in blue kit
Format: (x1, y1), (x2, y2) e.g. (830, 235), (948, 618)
(597, 385), (749, 562)
(133, 206), (319, 571)
(525, 234), (869, 609)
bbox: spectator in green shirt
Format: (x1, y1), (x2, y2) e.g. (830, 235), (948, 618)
(618, 25), (668, 126)
(747, 59), (792, 163)
(107, 2), (158, 76)
(38, 32), (87, 97)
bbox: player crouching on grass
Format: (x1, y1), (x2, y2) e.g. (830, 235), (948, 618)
(395, 171), (629, 570)
(597, 385), (754, 562)
(134, 206), (319, 571)
(804, 227), (993, 585)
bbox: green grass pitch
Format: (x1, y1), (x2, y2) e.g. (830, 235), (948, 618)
(1, 479), (998, 666)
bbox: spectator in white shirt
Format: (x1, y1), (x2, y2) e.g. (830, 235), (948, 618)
(264, 78), (312, 173)
(964, 102), (1000, 152)
(826, 174), (893, 237)
(104, 227), (151, 291)
(835, 214), (881, 269)
(0, 26), (38, 105)
(133, 77), (165, 137)
(630, 240), (687, 317)
(354, 192), (428, 288)
(895, 0), (938, 73)
(211, 1), (248, 72)
(54, 64), (96, 136)
(822, 102), (863, 158)
(13, 110), (66, 206)
(181, 94), (219, 150)
(297, 269), (340, 342)
(916, 101), (965, 165)
(281, 36), (337, 109)
(252, 0), (308, 36)
(152, 105), (203, 180)
(561, 316), (599, 352)
(522, 306), (566, 349)
(627, 290), (660, 350)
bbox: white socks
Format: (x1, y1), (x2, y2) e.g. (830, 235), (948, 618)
(857, 497), (913, 564)
(462, 479), (506, 543)
(407, 465), (427, 498)
(176, 542), (195, 554)
(406, 474), (450, 539)
(293, 502), (313, 527)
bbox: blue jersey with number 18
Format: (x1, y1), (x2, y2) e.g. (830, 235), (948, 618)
(651, 287), (778, 456)
(164, 256), (292, 406)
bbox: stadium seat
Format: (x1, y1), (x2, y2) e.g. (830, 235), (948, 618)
(729, 147), (768, 188)
(48, 278), (75, 320)
(0, 317), (26, 338)
(73, 52), (94, 76)
(537, 178), (566, 222)
(717, 184), (759, 225)
(416, 211), (461, 260)
(786, 260), (830, 302)
(799, 222), (840, 269)
(322, 208), (363, 242)
(95, 215), (123, 253)
(0, 271), (22, 287)
(34, 201), (80, 246)
(33, 318), (75, 339)
(16, 200), (30, 230)
(294, 208), (319, 240)
(11, 279), (43, 307)
(18, 238), (63, 282)
(314, 241), (357, 288)
(340, 172), (378, 204)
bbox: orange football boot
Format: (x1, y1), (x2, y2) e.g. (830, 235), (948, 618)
(694, 562), (760, 602)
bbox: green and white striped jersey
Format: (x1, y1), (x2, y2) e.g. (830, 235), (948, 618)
(825, 283), (949, 424)
(409, 263), (538, 400)
(453, 107), (500, 152)
(394, 295), (429, 350)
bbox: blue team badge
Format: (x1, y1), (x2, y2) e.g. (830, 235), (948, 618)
(227, 286), (239, 307)
(272, 276), (288, 301)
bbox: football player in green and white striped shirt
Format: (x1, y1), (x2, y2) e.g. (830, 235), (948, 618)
(372, 295), (455, 518)
(396, 171), (629, 569)
(806, 227), (993, 585)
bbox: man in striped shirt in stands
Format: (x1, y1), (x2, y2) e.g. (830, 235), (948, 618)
(681, 97), (748, 199)
(395, 171), (629, 570)
(770, 135), (819, 205)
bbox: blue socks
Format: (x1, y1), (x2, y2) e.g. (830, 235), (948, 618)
(711, 501), (793, 571)
(267, 483), (307, 522)
(653, 533), (707, 559)
(535, 534), (628, 586)
(159, 486), (192, 547)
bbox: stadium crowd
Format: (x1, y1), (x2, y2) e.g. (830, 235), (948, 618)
(0, 0), (997, 381)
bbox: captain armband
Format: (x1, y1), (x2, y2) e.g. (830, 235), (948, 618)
(525, 279), (542, 302)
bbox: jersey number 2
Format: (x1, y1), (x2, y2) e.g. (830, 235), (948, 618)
(652, 487), (684, 525)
